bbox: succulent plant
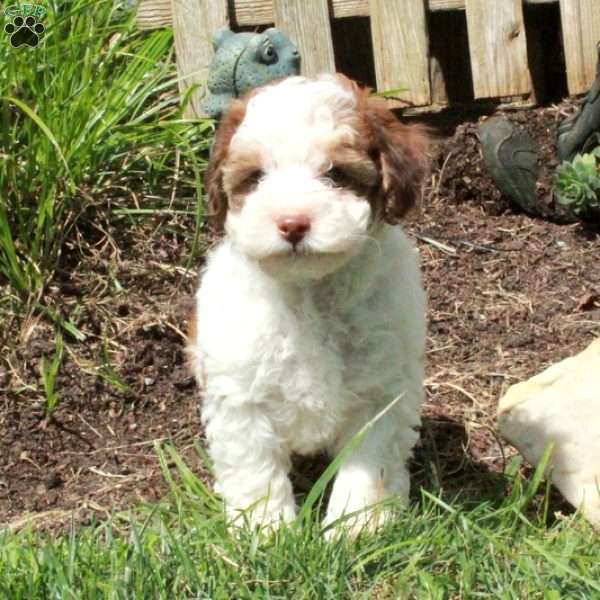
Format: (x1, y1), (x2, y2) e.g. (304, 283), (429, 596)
(554, 147), (600, 220)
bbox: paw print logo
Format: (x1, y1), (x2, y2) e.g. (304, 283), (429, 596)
(4, 15), (45, 48)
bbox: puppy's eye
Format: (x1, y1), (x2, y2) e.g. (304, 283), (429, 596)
(231, 169), (265, 197)
(323, 166), (348, 187)
(244, 169), (265, 186)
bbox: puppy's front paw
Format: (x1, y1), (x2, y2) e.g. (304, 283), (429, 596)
(322, 467), (407, 539)
(322, 503), (392, 540)
(227, 498), (297, 534)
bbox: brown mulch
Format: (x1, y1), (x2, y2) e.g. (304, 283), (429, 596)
(1, 101), (599, 529)
(0, 221), (208, 528)
(434, 98), (579, 219)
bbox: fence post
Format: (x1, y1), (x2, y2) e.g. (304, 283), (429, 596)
(559, 0), (600, 95)
(273, 0), (336, 76)
(465, 0), (531, 99)
(171, 0), (228, 118)
(369, 0), (431, 107)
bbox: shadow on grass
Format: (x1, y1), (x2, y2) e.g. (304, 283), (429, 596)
(287, 415), (574, 527)
(415, 416), (574, 525)
(413, 416), (507, 505)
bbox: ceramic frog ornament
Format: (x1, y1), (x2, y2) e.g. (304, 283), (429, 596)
(203, 27), (301, 119)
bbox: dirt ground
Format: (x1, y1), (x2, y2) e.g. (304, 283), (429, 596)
(2, 101), (599, 529)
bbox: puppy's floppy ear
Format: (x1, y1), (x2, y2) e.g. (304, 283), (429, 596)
(204, 99), (248, 233)
(362, 93), (429, 224)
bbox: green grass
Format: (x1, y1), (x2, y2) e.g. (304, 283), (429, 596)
(0, 0), (212, 319)
(1, 446), (599, 599)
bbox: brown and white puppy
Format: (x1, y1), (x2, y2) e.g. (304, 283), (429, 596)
(188, 74), (428, 535)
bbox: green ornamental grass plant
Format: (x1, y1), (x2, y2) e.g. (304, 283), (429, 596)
(0, 0), (211, 316)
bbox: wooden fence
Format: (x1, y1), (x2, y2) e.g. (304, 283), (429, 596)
(137, 0), (600, 117)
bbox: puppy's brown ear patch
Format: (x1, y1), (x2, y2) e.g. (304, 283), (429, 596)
(204, 99), (248, 233)
(187, 308), (197, 346)
(357, 90), (429, 224)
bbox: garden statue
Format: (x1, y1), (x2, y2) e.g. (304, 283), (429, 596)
(479, 41), (600, 223)
(557, 42), (600, 162)
(202, 27), (301, 119)
(478, 116), (541, 218)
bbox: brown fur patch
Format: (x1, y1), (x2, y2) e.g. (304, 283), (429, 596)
(327, 146), (380, 192)
(223, 156), (265, 212)
(187, 308), (197, 345)
(337, 74), (430, 223)
(204, 99), (249, 233)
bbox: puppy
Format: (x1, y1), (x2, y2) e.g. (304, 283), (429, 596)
(188, 74), (428, 534)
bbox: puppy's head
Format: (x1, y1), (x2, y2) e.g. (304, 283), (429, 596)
(205, 74), (428, 281)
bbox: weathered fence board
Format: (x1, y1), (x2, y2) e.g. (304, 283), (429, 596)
(139, 0), (560, 30)
(136, 0), (172, 29)
(273, 0), (335, 76)
(136, 0), (599, 116)
(229, 0), (272, 26)
(171, 0), (227, 118)
(465, 0), (531, 99)
(559, 0), (600, 94)
(230, 0), (558, 25)
(370, 0), (431, 107)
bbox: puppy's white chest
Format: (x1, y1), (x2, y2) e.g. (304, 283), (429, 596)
(264, 300), (352, 454)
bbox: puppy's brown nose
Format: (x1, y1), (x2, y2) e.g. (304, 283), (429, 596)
(277, 216), (311, 246)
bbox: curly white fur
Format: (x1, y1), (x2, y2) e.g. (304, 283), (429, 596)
(188, 75), (427, 534)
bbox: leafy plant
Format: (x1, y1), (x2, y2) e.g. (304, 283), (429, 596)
(372, 87), (409, 99)
(40, 333), (64, 413)
(554, 148), (600, 218)
(98, 334), (131, 394)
